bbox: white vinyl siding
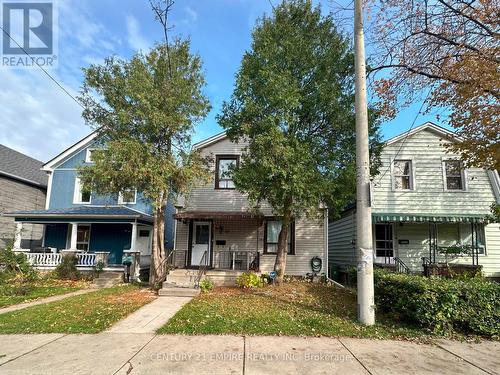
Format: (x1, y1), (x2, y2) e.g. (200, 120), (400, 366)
(372, 129), (495, 215)
(174, 215), (325, 276)
(328, 211), (356, 269)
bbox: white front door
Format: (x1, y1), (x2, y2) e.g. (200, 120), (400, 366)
(136, 226), (152, 255)
(191, 221), (211, 267)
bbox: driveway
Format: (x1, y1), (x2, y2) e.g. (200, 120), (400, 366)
(0, 334), (498, 375)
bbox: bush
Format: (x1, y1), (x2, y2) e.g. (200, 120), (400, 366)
(199, 278), (214, 293)
(375, 270), (500, 337)
(0, 246), (38, 282)
(236, 272), (263, 288)
(54, 255), (81, 280)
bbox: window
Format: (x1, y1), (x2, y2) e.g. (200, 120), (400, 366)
(375, 224), (393, 258)
(215, 155), (238, 189)
(392, 160), (413, 190)
(73, 177), (91, 204)
(195, 224), (210, 245)
(118, 189), (137, 204)
(76, 225), (91, 251)
(85, 149), (96, 163)
(444, 160), (465, 190)
(264, 219), (295, 254)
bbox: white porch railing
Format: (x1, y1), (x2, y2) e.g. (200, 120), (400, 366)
(76, 253), (97, 266)
(23, 252), (97, 267)
(25, 252), (62, 266)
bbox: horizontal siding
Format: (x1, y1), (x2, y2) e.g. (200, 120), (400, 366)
(372, 129), (496, 216)
(395, 223), (500, 277)
(174, 216), (325, 276)
(0, 176), (46, 249)
(185, 137), (273, 214)
(328, 212), (357, 270)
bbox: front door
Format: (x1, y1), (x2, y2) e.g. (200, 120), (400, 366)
(190, 221), (211, 267)
(374, 223), (395, 264)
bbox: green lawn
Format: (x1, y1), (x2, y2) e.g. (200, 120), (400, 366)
(0, 279), (90, 308)
(158, 282), (435, 340)
(0, 284), (156, 333)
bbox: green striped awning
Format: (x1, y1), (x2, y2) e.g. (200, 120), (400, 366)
(372, 213), (489, 223)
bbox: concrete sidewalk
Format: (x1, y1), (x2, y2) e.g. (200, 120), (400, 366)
(0, 334), (498, 375)
(0, 289), (95, 315)
(107, 296), (192, 334)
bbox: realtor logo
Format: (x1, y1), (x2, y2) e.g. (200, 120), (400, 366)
(1, 0), (58, 68)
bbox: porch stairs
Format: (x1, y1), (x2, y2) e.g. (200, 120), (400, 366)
(158, 269), (245, 296)
(92, 271), (123, 288)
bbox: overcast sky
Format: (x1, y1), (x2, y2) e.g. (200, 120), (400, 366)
(0, 0), (443, 162)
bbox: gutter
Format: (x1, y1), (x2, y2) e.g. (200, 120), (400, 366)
(0, 170), (47, 189)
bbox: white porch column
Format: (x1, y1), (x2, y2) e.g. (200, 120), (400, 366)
(13, 222), (23, 249)
(70, 222), (78, 250)
(131, 222), (138, 251)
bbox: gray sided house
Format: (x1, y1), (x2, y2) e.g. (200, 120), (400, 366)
(169, 132), (328, 286)
(5, 131), (175, 273)
(0, 145), (47, 249)
(329, 122), (500, 278)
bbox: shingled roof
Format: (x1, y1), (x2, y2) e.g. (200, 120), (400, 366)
(0, 145), (47, 187)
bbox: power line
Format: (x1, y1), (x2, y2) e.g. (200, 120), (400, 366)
(0, 25), (84, 109)
(375, 88), (432, 184)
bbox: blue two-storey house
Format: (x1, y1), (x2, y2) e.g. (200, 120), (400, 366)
(6, 130), (175, 271)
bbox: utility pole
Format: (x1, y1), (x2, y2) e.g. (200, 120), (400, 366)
(354, 0), (375, 325)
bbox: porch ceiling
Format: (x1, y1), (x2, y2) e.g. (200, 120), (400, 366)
(174, 211), (263, 220)
(372, 213), (489, 223)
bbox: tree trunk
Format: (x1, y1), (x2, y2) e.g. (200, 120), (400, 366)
(274, 211), (291, 284)
(149, 193), (168, 287)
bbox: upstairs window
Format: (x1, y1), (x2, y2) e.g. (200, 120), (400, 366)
(73, 177), (91, 204)
(85, 149), (96, 163)
(264, 219), (295, 254)
(118, 189), (137, 204)
(444, 160), (465, 190)
(215, 155), (238, 189)
(392, 160), (413, 190)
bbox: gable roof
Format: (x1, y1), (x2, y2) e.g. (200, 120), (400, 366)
(385, 122), (461, 146)
(42, 130), (99, 171)
(0, 145), (47, 188)
(192, 131), (228, 150)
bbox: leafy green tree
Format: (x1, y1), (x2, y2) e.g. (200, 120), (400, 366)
(218, 0), (381, 282)
(78, 41), (211, 285)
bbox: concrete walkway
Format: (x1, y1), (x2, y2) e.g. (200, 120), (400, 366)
(0, 289), (95, 315)
(0, 334), (498, 374)
(107, 296), (192, 333)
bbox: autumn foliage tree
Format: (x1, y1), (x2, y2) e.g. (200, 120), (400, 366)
(368, 0), (499, 169)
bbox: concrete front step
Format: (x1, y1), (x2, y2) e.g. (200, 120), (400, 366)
(166, 269), (245, 287)
(92, 271), (124, 288)
(158, 287), (200, 297)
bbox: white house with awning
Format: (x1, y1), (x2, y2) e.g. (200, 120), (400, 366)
(329, 123), (500, 278)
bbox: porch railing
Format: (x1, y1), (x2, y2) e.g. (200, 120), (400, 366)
(195, 251), (209, 288)
(393, 257), (410, 274)
(26, 252), (62, 266)
(24, 252), (97, 267)
(76, 253), (97, 266)
(213, 250), (258, 271)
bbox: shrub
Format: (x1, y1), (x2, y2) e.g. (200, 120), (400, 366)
(199, 278), (214, 293)
(54, 255), (81, 280)
(236, 272), (263, 288)
(0, 246), (38, 282)
(375, 270), (500, 337)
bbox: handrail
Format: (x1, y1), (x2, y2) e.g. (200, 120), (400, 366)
(195, 250), (209, 288)
(421, 257), (431, 266)
(394, 257), (410, 274)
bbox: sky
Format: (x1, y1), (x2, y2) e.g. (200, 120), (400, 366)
(0, 0), (442, 162)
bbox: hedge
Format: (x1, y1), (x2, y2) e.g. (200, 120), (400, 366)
(374, 270), (500, 337)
